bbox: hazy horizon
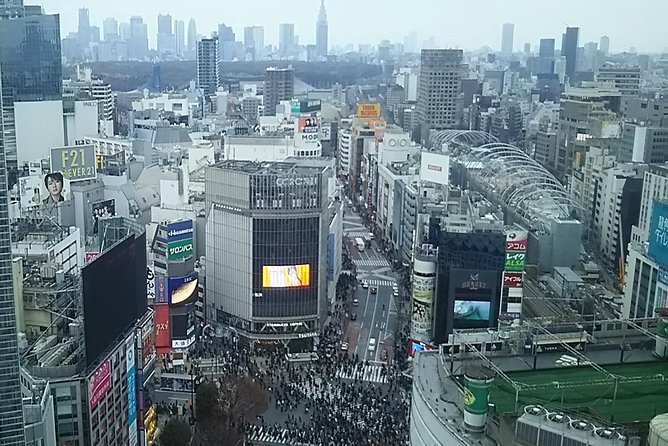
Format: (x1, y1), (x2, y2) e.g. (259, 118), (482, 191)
(39, 0), (668, 53)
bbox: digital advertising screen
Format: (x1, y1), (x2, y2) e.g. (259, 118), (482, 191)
(262, 264), (310, 288)
(454, 300), (491, 321)
(168, 274), (198, 306)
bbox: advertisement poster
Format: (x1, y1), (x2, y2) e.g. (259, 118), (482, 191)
(19, 172), (71, 210)
(126, 335), (138, 446)
(154, 304), (170, 354)
(166, 220), (194, 260)
(420, 152), (450, 186)
(356, 103), (381, 119)
(89, 360), (111, 410)
(262, 264), (310, 288)
(92, 199), (116, 234)
(412, 275), (435, 303)
(504, 252), (526, 272)
(168, 273), (198, 306)
(50, 145), (97, 182)
(506, 230), (529, 252)
(649, 201), (668, 265)
(503, 272), (524, 288)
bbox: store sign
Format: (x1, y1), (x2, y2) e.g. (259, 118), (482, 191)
(460, 273), (488, 290)
(171, 334), (196, 349)
(505, 230), (528, 252)
(167, 238), (194, 260)
(649, 201), (668, 266)
(504, 252), (526, 272)
(503, 272), (524, 288)
(275, 176), (317, 188)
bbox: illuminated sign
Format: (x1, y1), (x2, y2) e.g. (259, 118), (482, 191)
(649, 201), (668, 266)
(504, 252), (526, 272)
(167, 239), (194, 260)
(154, 304), (170, 354)
(356, 103), (381, 119)
(168, 273), (198, 306)
(505, 230), (528, 252)
(262, 264), (310, 288)
(51, 145), (97, 182)
(503, 272), (524, 288)
(126, 335), (138, 446)
(89, 360), (111, 410)
(166, 220), (194, 261)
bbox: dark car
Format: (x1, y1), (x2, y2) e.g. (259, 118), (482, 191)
(380, 349), (388, 361)
(370, 287), (378, 294)
(350, 312), (357, 321)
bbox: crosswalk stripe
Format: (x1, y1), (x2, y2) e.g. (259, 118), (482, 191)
(366, 279), (397, 287)
(246, 426), (317, 445)
(335, 364), (388, 384)
(353, 259), (390, 267)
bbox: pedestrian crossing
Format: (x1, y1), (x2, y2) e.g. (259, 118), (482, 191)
(364, 279), (397, 287)
(346, 231), (371, 238)
(335, 364), (388, 384)
(245, 426), (316, 445)
(353, 259), (390, 267)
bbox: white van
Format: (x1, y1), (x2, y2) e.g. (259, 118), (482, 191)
(368, 337), (377, 352)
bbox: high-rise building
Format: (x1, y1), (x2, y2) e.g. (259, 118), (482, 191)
(78, 6), (90, 49)
(187, 18), (197, 52)
(279, 23), (295, 57)
(204, 160), (332, 350)
(102, 17), (118, 41)
(174, 19), (185, 56)
(316, 0), (328, 58)
(417, 49), (465, 144)
(128, 15), (148, 60)
(0, 59), (24, 446)
(156, 13), (174, 56)
(218, 23), (236, 61)
(243, 26), (264, 61)
(263, 66), (294, 116)
(596, 65), (641, 97)
(196, 37), (220, 96)
(539, 38), (555, 58)
(501, 23), (514, 55)
(600, 35), (610, 56)
(157, 13), (171, 35)
(561, 26), (579, 81)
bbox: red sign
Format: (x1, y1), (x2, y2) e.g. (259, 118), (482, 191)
(506, 230), (528, 252)
(155, 304), (170, 354)
(89, 360), (111, 409)
(503, 272), (524, 288)
(85, 252), (100, 263)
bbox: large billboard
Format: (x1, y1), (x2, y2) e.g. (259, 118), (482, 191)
(450, 269), (498, 327)
(166, 220), (194, 261)
(420, 152), (450, 186)
(504, 252), (527, 272)
(18, 172), (71, 210)
(262, 264), (310, 288)
(649, 201), (668, 266)
(356, 103), (381, 119)
(454, 301), (491, 321)
(291, 99), (321, 114)
(503, 272), (524, 288)
(126, 335), (138, 446)
(50, 145), (97, 182)
(505, 230), (529, 252)
(296, 117), (321, 148)
(168, 273), (198, 306)
(411, 300), (432, 338)
(91, 199), (116, 234)
(154, 304), (170, 354)
(89, 360), (111, 410)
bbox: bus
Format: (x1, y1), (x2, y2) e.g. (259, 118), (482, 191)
(355, 237), (365, 252)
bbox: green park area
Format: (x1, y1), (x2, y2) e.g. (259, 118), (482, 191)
(489, 361), (668, 424)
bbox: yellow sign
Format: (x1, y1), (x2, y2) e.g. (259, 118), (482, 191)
(357, 103), (381, 119)
(464, 387), (476, 406)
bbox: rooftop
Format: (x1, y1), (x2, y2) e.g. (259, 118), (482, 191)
(211, 160), (326, 176)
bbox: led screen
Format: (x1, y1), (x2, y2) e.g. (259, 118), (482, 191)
(262, 264), (310, 288)
(453, 300), (491, 321)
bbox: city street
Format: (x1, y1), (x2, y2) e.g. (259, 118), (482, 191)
(342, 209), (401, 379)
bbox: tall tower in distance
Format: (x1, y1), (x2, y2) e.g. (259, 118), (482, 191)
(196, 37), (220, 96)
(600, 35), (610, 56)
(501, 23), (514, 55)
(0, 65), (25, 446)
(187, 18), (197, 53)
(561, 26), (579, 81)
(263, 66), (294, 116)
(316, 0), (328, 59)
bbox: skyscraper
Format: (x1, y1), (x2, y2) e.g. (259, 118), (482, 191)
(417, 49), (465, 144)
(0, 61), (25, 446)
(539, 38), (555, 58)
(561, 26), (579, 81)
(316, 0), (328, 58)
(279, 23), (295, 57)
(196, 37), (220, 95)
(501, 23), (514, 55)
(187, 18), (197, 53)
(156, 13), (174, 56)
(128, 15), (148, 60)
(218, 23), (235, 61)
(244, 26), (264, 61)
(103, 17), (118, 41)
(600, 35), (610, 56)
(263, 66), (294, 116)
(174, 19), (185, 56)
(78, 7), (90, 48)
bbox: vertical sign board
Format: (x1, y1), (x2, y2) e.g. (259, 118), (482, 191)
(126, 334), (138, 446)
(88, 360), (111, 410)
(500, 230), (528, 319)
(154, 304), (170, 354)
(166, 220), (194, 261)
(648, 201), (668, 266)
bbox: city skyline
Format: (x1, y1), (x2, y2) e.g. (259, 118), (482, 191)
(39, 0), (668, 53)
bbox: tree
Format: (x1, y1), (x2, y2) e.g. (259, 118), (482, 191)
(195, 381), (220, 424)
(159, 418), (191, 446)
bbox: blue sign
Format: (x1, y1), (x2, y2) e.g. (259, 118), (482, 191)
(649, 201), (668, 266)
(166, 220), (194, 243)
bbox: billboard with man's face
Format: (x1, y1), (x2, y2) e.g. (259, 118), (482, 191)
(19, 172), (71, 210)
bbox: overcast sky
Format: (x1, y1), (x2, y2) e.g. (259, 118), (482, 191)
(39, 0), (668, 53)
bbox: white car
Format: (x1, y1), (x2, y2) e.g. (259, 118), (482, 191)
(361, 281), (369, 289)
(341, 342), (349, 352)
(352, 298), (359, 306)
(368, 337), (377, 352)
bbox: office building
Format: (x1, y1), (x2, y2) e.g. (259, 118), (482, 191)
(539, 38), (555, 58)
(279, 23), (295, 57)
(501, 23), (514, 55)
(156, 13), (174, 57)
(561, 27), (579, 81)
(205, 160), (333, 350)
(263, 67), (294, 116)
(102, 17), (118, 41)
(0, 61), (24, 446)
(196, 37), (220, 96)
(417, 49), (465, 144)
(596, 65), (641, 97)
(316, 0), (328, 58)
(174, 19), (185, 56)
(128, 16), (148, 60)
(187, 18), (197, 53)
(600, 35), (610, 56)
(218, 23), (236, 61)
(244, 26), (264, 61)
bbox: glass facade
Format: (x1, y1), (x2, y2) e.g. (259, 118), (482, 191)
(0, 66), (25, 445)
(252, 216), (320, 318)
(0, 13), (62, 101)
